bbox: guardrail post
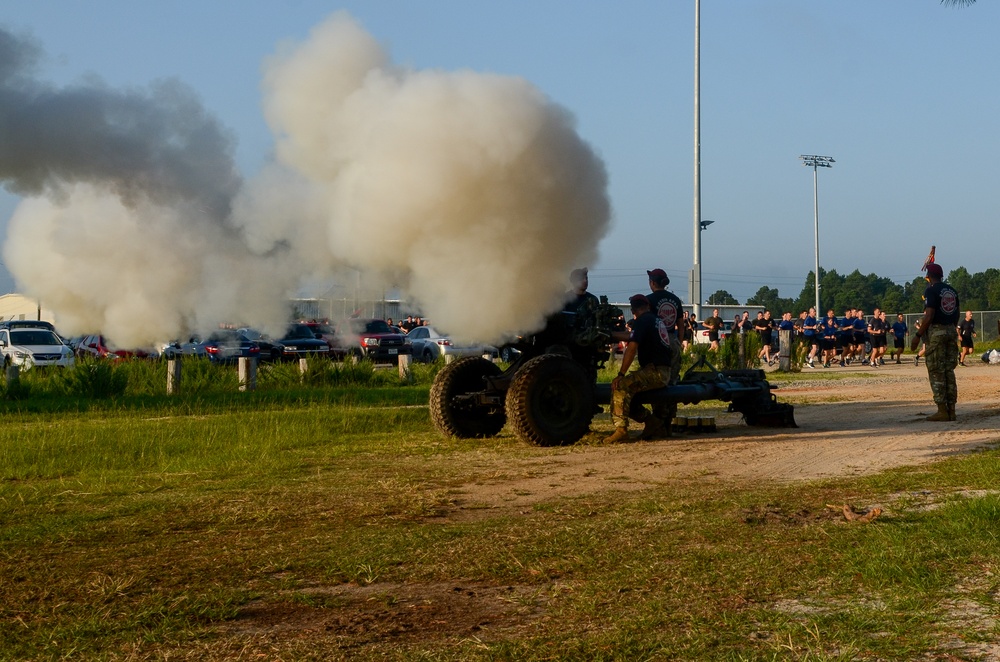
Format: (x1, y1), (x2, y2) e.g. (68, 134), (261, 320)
(238, 357), (257, 392)
(4, 363), (19, 387)
(778, 329), (791, 371)
(398, 353), (411, 381)
(299, 357), (308, 381)
(166, 358), (182, 394)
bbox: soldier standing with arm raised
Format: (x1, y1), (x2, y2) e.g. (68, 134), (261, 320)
(910, 262), (960, 421)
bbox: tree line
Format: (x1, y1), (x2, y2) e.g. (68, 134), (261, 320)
(705, 266), (1000, 315)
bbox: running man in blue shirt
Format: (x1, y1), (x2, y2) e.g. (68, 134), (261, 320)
(890, 313), (908, 364)
(803, 307), (819, 368)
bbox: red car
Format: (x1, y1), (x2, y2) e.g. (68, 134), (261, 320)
(75, 334), (159, 360)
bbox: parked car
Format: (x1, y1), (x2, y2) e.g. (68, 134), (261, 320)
(692, 321), (733, 345)
(0, 319), (57, 332)
(233, 329), (286, 362)
(160, 335), (212, 359)
(407, 325), (497, 363)
(75, 334), (159, 360)
(329, 318), (411, 364)
(238, 324), (328, 361)
(163, 330), (261, 364)
(299, 321), (338, 356)
(0, 326), (75, 369)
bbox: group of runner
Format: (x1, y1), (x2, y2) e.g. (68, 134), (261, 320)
(796, 307), (909, 368)
(687, 305), (978, 371)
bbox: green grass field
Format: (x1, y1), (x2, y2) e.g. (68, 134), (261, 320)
(2, 358), (999, 660)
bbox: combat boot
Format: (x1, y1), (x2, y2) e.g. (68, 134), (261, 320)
(603, 427), (630, 444)
(926, 404), (951, 422)
(640, 415), (668, 441)
(948, 404), (957, 421)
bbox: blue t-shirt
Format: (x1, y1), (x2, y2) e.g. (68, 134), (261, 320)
(891, 321), (907, 339)
(778, 320), (795, 331)
(803, 315), (817, 337)
(822, 317), (839, 337)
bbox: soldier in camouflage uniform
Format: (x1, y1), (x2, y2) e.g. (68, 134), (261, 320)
(605, 294), (674, 443)
(910, 262), (959, 421)
(565, 268), (601, 344)
(564, 268), (603, 387)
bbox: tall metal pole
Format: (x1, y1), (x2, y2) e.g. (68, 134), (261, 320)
(799, 155), (834, 315)
(692, 0), (702, 321)
(812, 164), (820, 315)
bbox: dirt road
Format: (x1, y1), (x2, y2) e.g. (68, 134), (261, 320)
(456, 362), (1000, 510)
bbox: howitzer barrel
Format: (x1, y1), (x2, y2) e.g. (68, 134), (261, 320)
(593, 380), (770, 406)
(593, 367), (796, 428)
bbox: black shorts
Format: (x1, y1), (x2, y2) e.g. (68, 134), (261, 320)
(872, 336), (886, 348)
(821, 338), (836, 351)
(853, 331), (866, 346)
(708, 332), (719, 342)
(893, 336), (905, 349)
(961, 336), (975, 348)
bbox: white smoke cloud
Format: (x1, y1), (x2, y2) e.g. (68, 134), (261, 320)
(1, 13), (611, 346)
(4, 185), (295, 347)
(251, 12), (611, 342)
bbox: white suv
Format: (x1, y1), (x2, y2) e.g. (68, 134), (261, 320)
(0, 327), (76, 370)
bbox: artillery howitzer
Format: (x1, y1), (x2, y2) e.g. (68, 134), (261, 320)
(430, 297), (796, 446)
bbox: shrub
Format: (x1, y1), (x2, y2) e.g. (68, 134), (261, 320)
(56, 360), (129, 399)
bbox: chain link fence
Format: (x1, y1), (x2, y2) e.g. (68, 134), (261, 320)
(900, 310), (999, 343)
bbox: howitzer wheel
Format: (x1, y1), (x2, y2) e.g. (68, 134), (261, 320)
(430, 357), (506, 438)
(505, 354), (595, 446)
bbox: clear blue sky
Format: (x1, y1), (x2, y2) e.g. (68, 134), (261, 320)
(2, 1), (997, 304)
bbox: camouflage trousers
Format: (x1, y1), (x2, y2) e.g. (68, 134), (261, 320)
(611, 364), (672, 429)
(651, 337), (682, 422)
(924, 325), (958, 406)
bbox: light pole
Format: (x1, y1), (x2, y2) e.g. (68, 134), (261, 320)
(799, 155), (834, 315)
(692, 0), (702, 322)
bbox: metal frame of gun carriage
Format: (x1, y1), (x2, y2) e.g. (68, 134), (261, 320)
(430, 297), (796, 447)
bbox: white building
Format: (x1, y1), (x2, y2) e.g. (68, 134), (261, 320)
(0, 293), (56, 325)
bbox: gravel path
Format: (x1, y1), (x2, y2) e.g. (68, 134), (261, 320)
(451, 362), (1000, 512)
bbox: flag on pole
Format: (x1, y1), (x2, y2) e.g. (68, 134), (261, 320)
(921, 246), (936, 272)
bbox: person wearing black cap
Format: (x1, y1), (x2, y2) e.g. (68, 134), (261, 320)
(604, 293), (674, 443)
(910, 262), (960, 421)
(645, 267), (683, 436)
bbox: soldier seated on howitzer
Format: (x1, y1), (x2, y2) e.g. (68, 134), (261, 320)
(564, 268), (601, 344)
(605, 294), (674, 444)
